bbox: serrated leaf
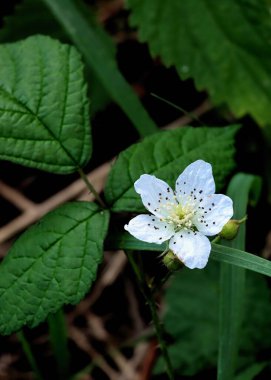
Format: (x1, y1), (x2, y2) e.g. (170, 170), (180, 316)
(127, 0), (271, 127)
(154, 262), (271, 376)
(105, 126), (239, 212)
(0, 202), (109, 335)
(0, 0), (112, 114)
(0, 35), (91, 173)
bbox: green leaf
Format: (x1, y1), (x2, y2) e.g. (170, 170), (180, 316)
(153, 261), (271, 375)
(218, 174), (262, 380)
(105, 125), (239, 212)
(107, 233), (271, 277)
(42, 0), (158, 137)
(0, 35), (91, 173)
(127, 0), (271, 127)
(211, 244), (271, 276)
(0, 0), (113, 115)
(0, 202), (109, 335)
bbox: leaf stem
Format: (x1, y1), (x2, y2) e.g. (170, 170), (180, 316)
(48, 309), (70, 380)
(125, 251), (174, 380)
(77, 168), (106, 208)
(17, 330), (43, 380)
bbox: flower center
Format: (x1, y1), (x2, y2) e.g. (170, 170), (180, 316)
(164, 200), (196, 231)
(175, 204), (186, 219)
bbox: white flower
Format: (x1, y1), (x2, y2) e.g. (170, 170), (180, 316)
(124, 160), (233, 269)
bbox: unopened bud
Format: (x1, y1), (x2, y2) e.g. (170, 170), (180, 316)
(162, 250), (183, 271)
(219, 219), (244, 240)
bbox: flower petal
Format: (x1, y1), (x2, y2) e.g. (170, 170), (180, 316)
(175, 160), (215, 200)
(134, 174), (177, 218)
(169, 230), (211, 269)
(124, 214), (175, 244)
(193, 194), (233, 236)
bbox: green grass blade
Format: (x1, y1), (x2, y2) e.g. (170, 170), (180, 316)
(47, 309), (69, 379)
(235, 362), (267, 380)
(42, 0), (157, 138)
(107, 232), (271, 277)
(17, 330), (43, 380)
(218, 174), (262, 380)
(210, 244), (271, 276)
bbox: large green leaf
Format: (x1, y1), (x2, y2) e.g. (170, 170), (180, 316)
(127, 0), (271, 127)
(0, 35), (91, 173)
(105, 126), (239, 211)
(154, 261), (271, 376)
(0, 0), (112, 115)
(0, 202), (109, 335)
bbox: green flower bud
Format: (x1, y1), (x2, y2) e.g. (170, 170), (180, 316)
(162, 250), (183, 271)
(219, 219), (241, 240)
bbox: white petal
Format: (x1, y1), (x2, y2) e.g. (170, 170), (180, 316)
(175, 160), (215, 200)
(193, 194), (233, 236)
(134, 174), (177, 218)
(169, 230), (211, 269)
(124, 214), (175, 244)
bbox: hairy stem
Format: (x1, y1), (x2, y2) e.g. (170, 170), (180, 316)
(126, 251), (174, 380)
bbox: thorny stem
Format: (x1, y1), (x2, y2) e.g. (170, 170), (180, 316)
(126, 251), (174, 380)
(77, 168), (106, 208)
(17, 330), (43, 380)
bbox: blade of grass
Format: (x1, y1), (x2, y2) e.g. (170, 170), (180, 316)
(235, 361), (267, 380)
(17, 330), (43, 380)
(210, 244), (271, 275)
(42, 0), (157, 138)
(217, 174), (262, 380)
(47, 309), (70, 380)
(106, 228), (271, 277)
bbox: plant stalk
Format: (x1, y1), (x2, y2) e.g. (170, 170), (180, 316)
(126, 251), (174, 380)
(17, 330), (43, 380)
(77, 168), (106, 208)
(48, 309), (70, 380)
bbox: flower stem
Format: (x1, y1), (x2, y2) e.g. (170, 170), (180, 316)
(126, 251), (174, 380)
(17, 330), (43, 380)
(77, 168), (106, 208)
(212, 236), (221, 244)
(237, 215), (247, 224)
